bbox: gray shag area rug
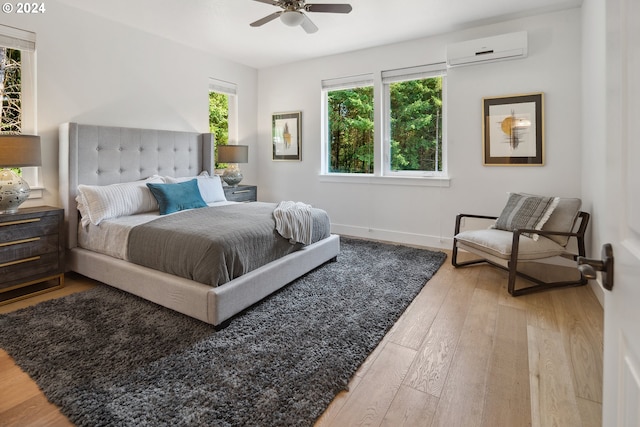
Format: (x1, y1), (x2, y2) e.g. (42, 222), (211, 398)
(0, 238), (446, 427)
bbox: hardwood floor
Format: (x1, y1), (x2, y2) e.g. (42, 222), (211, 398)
(0, 252), (603, 427)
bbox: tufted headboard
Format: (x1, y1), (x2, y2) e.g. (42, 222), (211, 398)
(59, 122), (214, 249)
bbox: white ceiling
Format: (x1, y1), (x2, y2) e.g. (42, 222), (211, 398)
(56, 0), (582, 69)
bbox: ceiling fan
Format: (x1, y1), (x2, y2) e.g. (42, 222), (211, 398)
(250, 0), (353, 34)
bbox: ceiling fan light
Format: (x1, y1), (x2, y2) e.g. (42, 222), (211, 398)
(280, 11), (305, 26)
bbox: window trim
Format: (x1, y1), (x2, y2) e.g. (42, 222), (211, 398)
(208, 78), (238, 145)
(321, 65), (449, 182)
(381, 63), (448, 178)
(0, 25), (36, 133)
(321, 74), (375, 175)
(1, 24), (41, 194)
(318, 173), (450, 187)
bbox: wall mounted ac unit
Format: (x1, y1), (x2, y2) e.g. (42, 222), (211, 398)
(446, 31), (528, 67)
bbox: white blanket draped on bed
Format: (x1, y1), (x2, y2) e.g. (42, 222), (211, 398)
(274, 201), (314, 245)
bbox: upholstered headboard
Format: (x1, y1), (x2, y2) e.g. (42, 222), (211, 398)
(59, 122), (214, 249)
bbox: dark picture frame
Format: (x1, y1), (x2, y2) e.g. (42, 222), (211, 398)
(482, 93), (544, 166)
(272, 111), (301, 161)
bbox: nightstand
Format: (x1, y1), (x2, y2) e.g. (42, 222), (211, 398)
(0, 206), (65, 305)
(224, 185), (257, 202)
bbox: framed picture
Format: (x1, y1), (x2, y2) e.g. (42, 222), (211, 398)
(482, 93), (544, 166)
(272, 111), (301, 161)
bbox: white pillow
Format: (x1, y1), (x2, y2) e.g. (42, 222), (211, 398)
(163, 173), (227, 204)
(76, 176), (163, 227)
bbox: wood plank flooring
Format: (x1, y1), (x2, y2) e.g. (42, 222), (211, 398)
(0, 251), (603, 427)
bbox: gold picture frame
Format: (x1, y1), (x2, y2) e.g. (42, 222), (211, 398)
(272, 111), (301, 161)
(482, 93), (544, 166)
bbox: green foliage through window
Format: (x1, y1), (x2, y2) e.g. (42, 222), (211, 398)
(209, 91), (228, 168)
(326, 74), (444, 175)
(327, 86), (374, 174)
(389, 77), (443, 172)
(209, 91), (228, 144)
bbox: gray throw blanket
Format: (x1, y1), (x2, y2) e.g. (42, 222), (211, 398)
(127, 202), (330, 287)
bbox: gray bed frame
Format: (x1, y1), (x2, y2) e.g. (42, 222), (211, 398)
(59, 122), (340, 326)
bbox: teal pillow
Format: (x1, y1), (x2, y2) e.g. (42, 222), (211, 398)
(146, 179), (207, 215)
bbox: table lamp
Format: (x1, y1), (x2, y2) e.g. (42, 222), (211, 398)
(217, 145), (248, 187)
(0, 134), (41, 213)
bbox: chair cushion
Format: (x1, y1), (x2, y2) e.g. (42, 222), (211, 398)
(494, 193), (560, 241)
(455, 229), (566, 260)
(539, 197), (581, 246)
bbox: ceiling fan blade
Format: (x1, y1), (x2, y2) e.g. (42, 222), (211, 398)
(250, 11), (283, 27)
(300, 14), (318, 33)
(306, 3), (352, 13)
(252, 0), (280, 5)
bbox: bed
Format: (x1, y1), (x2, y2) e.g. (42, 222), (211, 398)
(59, 122), (340, 327)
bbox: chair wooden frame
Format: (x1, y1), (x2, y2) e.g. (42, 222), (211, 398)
(452, 211), (590, 296)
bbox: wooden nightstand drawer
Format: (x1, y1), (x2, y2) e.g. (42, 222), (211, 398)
(224, 185), (257, 202)
(0, 234), (60, 264)
(0, 252), (61, 288)
(0, 206), (65, 304)
(0, 215), (60, 241)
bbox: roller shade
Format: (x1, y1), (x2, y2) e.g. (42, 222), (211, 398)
(0, 25), (35, 51)
(322, 74), (374, 91)
(209, 78), (237, 96)
(382, 63), (446, 84)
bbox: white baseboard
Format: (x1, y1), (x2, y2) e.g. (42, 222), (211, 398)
(330, 223), (452, 251)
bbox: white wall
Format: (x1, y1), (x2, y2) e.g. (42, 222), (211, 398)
(4, 3), (584, 252)
(257, 8), (583, 249)
(3, 0), (258, 208)
(580, 0), (607, 304)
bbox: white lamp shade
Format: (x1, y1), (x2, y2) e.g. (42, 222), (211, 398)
(280, 11), (305, 27)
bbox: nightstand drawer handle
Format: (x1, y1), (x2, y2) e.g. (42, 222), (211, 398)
(0, 218), (41, 227)
(0, 237), (41, 247)
(0, 256), (41, 268)
(232, 190), (251, 194)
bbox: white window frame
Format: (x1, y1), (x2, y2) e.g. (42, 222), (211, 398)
(382, 63), (448, 178)
(0, 25), (40, 194)
(321, 73), (375, 176)
(321, 66), (449, 186)
(208, 78), (238, 145)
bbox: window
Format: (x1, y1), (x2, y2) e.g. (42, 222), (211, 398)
(0, 24), (39, 188)
(208, 78), (237, 168)
(322, 74), (374, 174)
(322, 64), (447, 180)
(0, 47), (21, 133)
(383, 65), (446, 176)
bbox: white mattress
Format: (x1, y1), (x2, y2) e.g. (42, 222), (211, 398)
(78, 201), (236, 260)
